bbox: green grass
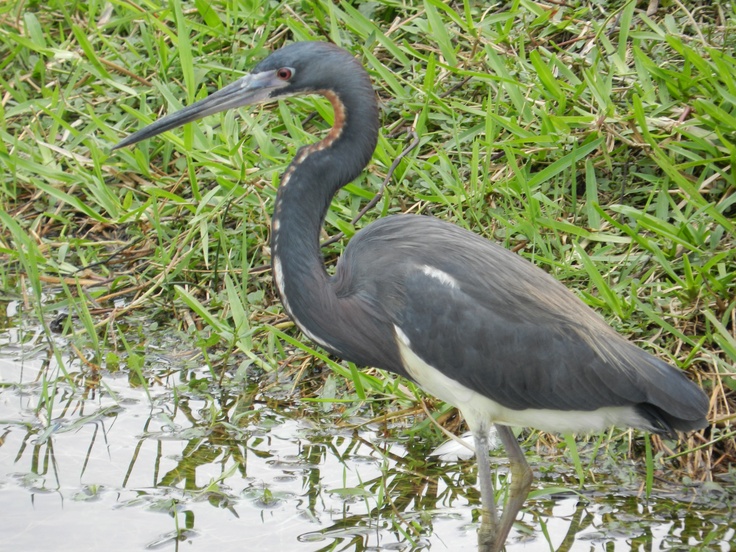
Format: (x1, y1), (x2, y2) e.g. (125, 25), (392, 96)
(1, 0), (734, 484)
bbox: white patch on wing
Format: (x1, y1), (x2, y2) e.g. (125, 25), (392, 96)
(421, 265), (458, 289)
(393, 332), (647, 434)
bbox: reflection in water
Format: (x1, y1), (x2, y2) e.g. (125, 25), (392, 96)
(0, 334), (733, 551)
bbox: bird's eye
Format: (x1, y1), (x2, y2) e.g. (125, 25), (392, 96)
(277, 68), (293, 80)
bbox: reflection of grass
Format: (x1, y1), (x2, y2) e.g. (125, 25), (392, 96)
(1, 0), (734, 547)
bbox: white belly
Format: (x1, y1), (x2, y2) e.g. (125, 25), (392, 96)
(393, 325), (646, 435)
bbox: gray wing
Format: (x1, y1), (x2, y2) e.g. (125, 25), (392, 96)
(397, 266), (644, 410)
(338, 214), (708, 428)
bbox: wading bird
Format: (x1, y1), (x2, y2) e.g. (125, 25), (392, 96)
(114, 42), (709, 551)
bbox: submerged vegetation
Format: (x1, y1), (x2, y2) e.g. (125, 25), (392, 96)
(1, 0), (734, 549)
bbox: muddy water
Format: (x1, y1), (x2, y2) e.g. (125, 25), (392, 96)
(1, 326), (733, 551)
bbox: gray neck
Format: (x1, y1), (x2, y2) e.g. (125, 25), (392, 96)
(269, 83), (378, 353)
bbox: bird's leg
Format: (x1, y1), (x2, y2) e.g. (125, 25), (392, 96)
(492, 424), (533, 551)
(473, 424), (499, 552)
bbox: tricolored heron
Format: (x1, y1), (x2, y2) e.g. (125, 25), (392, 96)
(114, 42), (709, 551)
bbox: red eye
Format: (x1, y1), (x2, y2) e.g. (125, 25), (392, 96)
(277, 67), (292, 80)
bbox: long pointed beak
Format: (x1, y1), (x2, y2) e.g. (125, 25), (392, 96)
(112, 69), (288, 150)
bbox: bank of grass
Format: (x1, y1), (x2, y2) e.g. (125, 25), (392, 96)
(0, 0), (734, 479)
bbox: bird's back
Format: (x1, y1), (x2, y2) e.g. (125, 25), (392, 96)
(336, 214), (709, 434)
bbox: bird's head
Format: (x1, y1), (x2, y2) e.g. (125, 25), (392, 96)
(112, 42), (364, 150)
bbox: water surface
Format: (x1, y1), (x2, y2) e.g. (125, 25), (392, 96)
(1, 322), (732, 551)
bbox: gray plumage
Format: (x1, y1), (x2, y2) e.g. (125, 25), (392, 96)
(335, 214), (706, 432)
